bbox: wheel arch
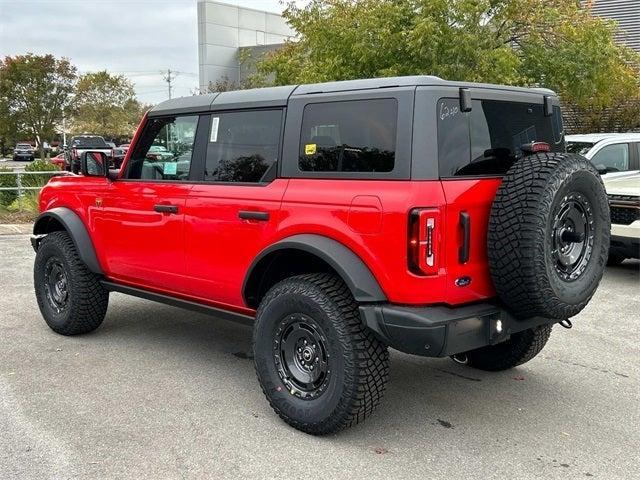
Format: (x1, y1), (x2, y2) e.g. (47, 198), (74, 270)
(33, 207), (103, 274)
(242, 234), (386, 309)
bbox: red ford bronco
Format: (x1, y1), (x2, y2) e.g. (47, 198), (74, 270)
(32, 76), (610, 435)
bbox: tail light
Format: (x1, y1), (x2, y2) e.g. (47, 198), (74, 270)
(521, 142), (550, 154)
(408, 208), (441, 276)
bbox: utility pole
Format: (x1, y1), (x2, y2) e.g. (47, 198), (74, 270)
(163, 68), (177, 99)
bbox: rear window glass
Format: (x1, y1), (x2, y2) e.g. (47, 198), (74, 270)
(437, 98), (561, 177)
(299, 99), (397, 173)
(72, 136), (108, 148)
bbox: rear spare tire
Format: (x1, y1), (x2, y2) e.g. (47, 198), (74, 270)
(488, 153), (609, 319)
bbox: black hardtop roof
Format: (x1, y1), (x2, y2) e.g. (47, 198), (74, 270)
(149, 75), (557, 116)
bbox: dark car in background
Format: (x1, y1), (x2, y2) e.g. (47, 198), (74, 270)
(112, 143), (130, 168)
(13, 143), (35, 161)
(66, 135), (112, 173)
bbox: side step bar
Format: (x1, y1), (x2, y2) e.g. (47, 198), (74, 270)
(101, 280), (255, 327)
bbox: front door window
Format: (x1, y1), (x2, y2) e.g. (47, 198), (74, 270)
(126, 115), (199, 181)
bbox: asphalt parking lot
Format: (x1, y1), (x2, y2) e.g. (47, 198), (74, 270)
(0, 235), (638, 480)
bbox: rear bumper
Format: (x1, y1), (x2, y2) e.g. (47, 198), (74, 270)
(359, 302), (556, 357)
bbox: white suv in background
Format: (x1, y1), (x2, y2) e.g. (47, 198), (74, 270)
(566, 133), (640, 175)
(603, 172), (640, 265)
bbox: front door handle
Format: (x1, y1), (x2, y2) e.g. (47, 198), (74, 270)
(154, 204), (179, 214)
(238, 210), (269, 221)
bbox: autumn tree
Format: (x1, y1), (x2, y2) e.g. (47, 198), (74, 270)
(257, 0), (640, 132)
(71, 71), (145, 140)
(0, 54), (76, 158)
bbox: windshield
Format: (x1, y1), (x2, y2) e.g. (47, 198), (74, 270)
(16, 144), (32, 149)
(72, 136), (108, 148)
(566, 141), (595, 156)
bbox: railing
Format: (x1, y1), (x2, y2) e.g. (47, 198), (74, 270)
(0, 170), (73, 211)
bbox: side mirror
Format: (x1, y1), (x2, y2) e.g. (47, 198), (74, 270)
(81, 151), (108, 177)
(594, 163), (609, 175)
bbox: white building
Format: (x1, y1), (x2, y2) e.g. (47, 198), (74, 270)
(197, 0), (295, 92)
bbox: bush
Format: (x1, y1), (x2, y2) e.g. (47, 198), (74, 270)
(22, 159), (60, 190)
(6, 192), (39, 214)
(0, 166), (17, 206)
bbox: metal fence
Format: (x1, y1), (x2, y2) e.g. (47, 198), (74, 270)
(0, 170), (73, 211)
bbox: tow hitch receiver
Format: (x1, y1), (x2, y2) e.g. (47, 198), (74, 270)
(559, 319), (573, 329)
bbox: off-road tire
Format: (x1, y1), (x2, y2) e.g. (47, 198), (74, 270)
(34, 231), (109, 335)
(488, 153), (609, 320)
(461, 325), (552, 371)
(253, 273), (389, 435)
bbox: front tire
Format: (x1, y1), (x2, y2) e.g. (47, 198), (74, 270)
(34, 231), (109, 335)
(454, 325), (552, 372)
(253, 273), (389, 435)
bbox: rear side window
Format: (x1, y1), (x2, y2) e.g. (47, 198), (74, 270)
(206, 109), (282, 183)
(438, 98), (559, 177)
(299, 99), (397, 173)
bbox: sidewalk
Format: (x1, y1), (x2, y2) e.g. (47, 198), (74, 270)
(0, 224), (33, 235)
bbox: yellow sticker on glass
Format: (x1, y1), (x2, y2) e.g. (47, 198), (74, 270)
(305, 143), (317, 155)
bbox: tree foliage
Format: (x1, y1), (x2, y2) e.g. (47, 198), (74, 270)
(258, 0), (640, 132)
(0, 54), (76, 157)
(72, 71), (145, 139)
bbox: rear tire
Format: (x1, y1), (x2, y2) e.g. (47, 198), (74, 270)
(456, 325), (552, 372)
(488, 153), (609, 320)
(34, 231), (109, 335)
(253, 273), (389, 435)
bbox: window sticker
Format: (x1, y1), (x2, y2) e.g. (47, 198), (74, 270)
(210, 117), (220, 142)
(305, 143), (317, 155)
(163, 162), (177, 175)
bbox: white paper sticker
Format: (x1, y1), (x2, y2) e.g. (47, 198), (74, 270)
(210, 117), (219, 142)
(163, 162), (177, 175)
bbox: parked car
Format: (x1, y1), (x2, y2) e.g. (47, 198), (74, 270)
(13, 143), (35, 161)
(146, 144), (173, 161)
(66, 135), (113, 173)
(112, 144), (130, 168)
(603, 171), (640, 264)
(49, 153), (66, 170)
(566, 133), (640, 175)
(31, 76), (610, 435)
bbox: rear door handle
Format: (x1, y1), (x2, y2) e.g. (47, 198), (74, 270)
(154, 204), (179, 214)
(458, 211), (471, 263)
(238, 210), (269, 221)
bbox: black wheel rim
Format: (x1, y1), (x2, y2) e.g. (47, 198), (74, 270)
(273, 314), (330, 400)
(44, 257), (69, 313)
(551, 192), (594, 281)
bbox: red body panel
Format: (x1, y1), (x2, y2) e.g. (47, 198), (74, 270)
(38, 112), (502, 312)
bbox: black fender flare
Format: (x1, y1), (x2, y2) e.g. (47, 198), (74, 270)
(33, 207), (103, 274)
(243, 234), (387, 306)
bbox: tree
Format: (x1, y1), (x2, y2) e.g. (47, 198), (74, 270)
(71, 71), (145, 140)
(257, 0), (640, 132)
(0, 54), (76, 158)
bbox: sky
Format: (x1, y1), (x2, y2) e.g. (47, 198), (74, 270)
(0, 0), (293, 104)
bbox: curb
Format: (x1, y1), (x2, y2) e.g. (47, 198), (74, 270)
(0, 224), (33, 235)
